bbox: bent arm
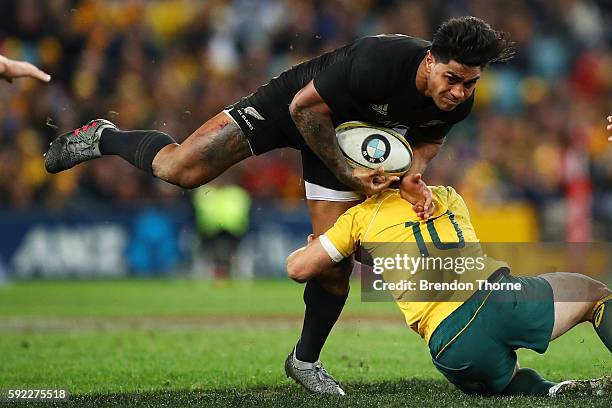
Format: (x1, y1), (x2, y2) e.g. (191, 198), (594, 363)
(289, 80), (361, 191)
(286, 237), (342, 283)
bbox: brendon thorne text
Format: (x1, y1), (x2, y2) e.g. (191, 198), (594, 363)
(371, 279), (522, 292)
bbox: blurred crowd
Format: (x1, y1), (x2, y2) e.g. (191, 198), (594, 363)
(0, 0), (610, 239)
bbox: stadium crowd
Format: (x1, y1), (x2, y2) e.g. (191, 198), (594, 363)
(0, 0), (610, 240)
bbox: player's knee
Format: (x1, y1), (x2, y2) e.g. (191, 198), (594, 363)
(317, 260), (352, 294)
(176, 170), (210, 189)
(319, 277), (350, 296)
(157, 162), (211, 189)
(588, 278), (611, 301)
(582, 278), (611, 321)
(152, 147), (214, 189)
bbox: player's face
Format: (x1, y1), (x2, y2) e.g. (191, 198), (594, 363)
(426, 55), (481, 111)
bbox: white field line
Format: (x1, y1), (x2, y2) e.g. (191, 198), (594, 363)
(0, 314), (404, 333)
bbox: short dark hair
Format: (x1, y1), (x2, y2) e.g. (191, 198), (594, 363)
(431, 16), (514, 68)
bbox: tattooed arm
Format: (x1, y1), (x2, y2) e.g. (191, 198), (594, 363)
(289, 80), (398, 196)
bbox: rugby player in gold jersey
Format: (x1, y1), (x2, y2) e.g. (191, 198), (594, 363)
(286, 174), (611, 396)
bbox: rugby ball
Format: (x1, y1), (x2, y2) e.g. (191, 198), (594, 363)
(336, 121), (412, 176)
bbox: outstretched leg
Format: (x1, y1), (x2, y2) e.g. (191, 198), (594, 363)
(296, 199), (358, 362)
(539, 272), (611, 345)
(45, 112), (252, 189)
(486, 272), (610, 397)
(532, 272), (611, 396)
(150, 113), (252, 188)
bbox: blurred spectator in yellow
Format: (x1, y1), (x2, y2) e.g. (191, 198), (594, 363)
(193, 178), (251, 279)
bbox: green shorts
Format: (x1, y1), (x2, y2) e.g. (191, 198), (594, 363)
(428, 270), (554, 395)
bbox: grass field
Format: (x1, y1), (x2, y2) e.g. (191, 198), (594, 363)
(0, 279), (610, 407)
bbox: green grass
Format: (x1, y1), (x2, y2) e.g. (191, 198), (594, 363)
(0, 279), (396, 317)
(0, 279), (610, 407)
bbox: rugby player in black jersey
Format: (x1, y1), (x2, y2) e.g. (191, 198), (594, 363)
(44, 16), (513, 394)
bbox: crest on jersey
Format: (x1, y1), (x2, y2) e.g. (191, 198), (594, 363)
(244, 106), (265, 121)
(361, 134), (390, 163)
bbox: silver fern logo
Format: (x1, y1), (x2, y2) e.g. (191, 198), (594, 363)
(244, 106), (265, 121)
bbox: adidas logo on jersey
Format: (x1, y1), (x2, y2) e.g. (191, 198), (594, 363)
(370, 104), (388, 116)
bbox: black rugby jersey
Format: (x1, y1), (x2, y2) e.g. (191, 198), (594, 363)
(259, 34), (473, 142)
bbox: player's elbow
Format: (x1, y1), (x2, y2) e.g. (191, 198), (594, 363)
(286, 257), (312, 283)
(289, 82), (331, 120)
(288, 96), (303, 121)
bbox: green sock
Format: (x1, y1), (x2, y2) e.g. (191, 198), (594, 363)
(593, 295), (612, 353)
(502, 368), (556, 396)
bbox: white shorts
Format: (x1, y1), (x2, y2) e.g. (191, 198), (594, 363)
(304, 181), (363, 202)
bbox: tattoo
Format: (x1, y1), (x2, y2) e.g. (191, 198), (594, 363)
(155, 113), (251, 186)
(199, 119), (251, 172)
(291, 107), (361, 190)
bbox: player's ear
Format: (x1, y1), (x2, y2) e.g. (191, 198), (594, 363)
(425, 50), (435, 72)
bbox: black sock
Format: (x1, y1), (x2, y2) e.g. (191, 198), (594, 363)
(502, 368), (556, 396)
(593, 295), (612, 352)
(295, 279), (348, 363)
(99, 128), (176, 174)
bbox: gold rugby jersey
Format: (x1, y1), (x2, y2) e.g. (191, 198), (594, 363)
(320, 186), (507, 342)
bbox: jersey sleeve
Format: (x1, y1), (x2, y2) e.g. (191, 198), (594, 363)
(312, 61), (352, 111)
(320, 206), (363, 261)
(445, 186), (478, 242)
(345, 45), (401, 102)
(313, 40), (403, 111)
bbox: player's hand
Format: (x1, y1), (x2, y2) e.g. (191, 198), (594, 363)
(307, 233), (315, 244)
(400, 173), (434, 219)
(607, 115), (612, 141)
(0, 55), (51, 83)
(352, 166), (400, 196)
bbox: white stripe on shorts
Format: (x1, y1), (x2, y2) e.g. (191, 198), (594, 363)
(304, 181), (363, 202)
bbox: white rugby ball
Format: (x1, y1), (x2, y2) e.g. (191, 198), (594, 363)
(336, 121), (412, 176)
